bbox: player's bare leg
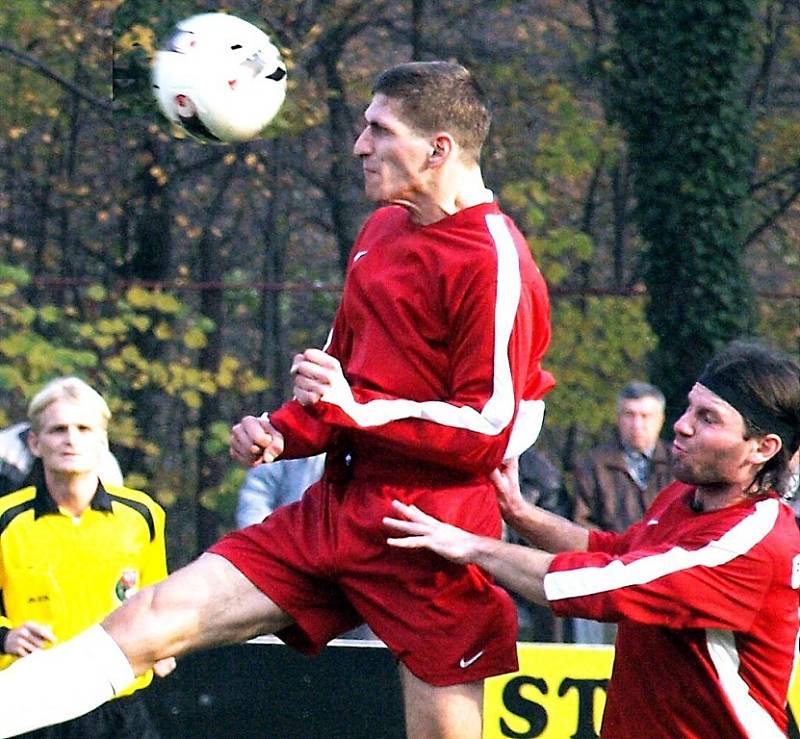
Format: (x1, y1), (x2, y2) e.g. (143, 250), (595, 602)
(399, 663), (483, 739)
(0, 553), (293, 738)
(104, 552), (292, 675)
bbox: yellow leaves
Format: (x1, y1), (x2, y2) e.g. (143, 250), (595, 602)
(546, 297), (657, 435)
(154, 322), (172, 340)
(120, 345), (145, 367)
(105, 355), (126, 373)
(116, 24), (156, 56)
(85, 284), (106, 301)
(92, 334), (115, 350)
(182, 327), (208, 349)
(0, 282), (17, 299)
(124, 287), (181, 315)
(154, 293), (181, 314)
(97, 317), (127, 335)
(216, 355), (240, 389)
(147, 364), (169, 386)
(38, 305), (60, 323)
(181, 389), (202, 409)
(129, 315), (151, 332)
(165, 362), (207, 396)
(126, 285), (152, 308)
(0, 260), (280, 518)
(0, 333), (30, 358)
(155, 488), (177, 507)
(237, 370), (269, 394)
(109, 415), (139, 446)
(123, 473), (149, 492)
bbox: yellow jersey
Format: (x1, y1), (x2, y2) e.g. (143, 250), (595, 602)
(0, 482), (167, 697)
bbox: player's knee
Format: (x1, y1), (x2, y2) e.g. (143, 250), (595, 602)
(101, 584), (162, 669)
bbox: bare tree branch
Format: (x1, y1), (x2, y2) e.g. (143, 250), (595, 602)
(744, 180), (800, 247)
(0, 41), (111, 112)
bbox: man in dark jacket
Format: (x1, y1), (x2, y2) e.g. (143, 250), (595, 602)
(570, 381), (672, 642)
(573, 382), (672, 533)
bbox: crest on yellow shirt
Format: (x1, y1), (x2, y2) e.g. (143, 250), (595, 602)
(114, 569), (139, 601)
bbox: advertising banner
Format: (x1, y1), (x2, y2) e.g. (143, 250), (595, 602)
(485, 643), (800, 739)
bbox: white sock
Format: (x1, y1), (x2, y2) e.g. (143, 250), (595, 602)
(0, 625), (135, 738)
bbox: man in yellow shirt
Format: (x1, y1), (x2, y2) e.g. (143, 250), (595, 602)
(0, 377), (171, 738)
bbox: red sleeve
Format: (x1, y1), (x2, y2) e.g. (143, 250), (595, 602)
(544, 499), (783, 630)
(268, 400), (334, 459)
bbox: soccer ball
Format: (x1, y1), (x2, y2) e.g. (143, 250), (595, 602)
(152, 13), (287, 144)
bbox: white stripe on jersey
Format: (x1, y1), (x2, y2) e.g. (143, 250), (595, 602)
(706, 628), (785, 738)
(543, 498), (780, 601)
(317, 213), (521, 435)
(503, 399), (546, 460)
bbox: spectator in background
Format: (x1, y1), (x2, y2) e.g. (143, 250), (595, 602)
(570, 381), (672, 643)
(504, 447), (571, 642)
(235, 454), (326, 528)
(0, 420), (123, 495)
(0, 377), (171, 738)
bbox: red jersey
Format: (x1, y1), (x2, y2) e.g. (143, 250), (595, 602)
(214, 200), (553, 685)
(546, 481), (800, 738)
(270, 201), (554, 476)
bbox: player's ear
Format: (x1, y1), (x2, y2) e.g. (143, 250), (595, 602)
(428, 134), (453, 166)
(27, 430), (42, 458)
(749, 433), (782, 466)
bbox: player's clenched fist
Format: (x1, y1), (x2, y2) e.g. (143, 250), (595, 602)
(291, 348), (350, 407)
(229, 413), (285, 465)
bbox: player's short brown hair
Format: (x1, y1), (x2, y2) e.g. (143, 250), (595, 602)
(373, 61), (491, 162)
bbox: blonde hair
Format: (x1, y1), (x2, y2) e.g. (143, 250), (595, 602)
(28, 377), (111, 433)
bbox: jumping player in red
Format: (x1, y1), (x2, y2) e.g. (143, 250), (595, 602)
(0, 62), (553, 739)
(386, 341), (800, 738)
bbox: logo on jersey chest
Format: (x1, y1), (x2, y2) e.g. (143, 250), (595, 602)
(115, 569), (139, 601)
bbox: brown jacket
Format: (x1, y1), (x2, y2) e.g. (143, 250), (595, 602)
(572, 436), (673, 533)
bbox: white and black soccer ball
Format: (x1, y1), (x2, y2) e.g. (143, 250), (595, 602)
(152, 13), (287, 144)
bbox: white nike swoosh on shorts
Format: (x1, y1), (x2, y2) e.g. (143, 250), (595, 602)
(459, 650), (484, 668)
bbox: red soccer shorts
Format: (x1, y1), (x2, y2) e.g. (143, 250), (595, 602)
(209, 474), (519, 686)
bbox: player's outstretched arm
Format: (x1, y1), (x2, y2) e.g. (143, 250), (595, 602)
(385, 500), (555, 606)
(385, 500), (483, 564)
(491, 458), (589, 554)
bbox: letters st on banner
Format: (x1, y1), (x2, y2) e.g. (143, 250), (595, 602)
(484, 644), (613, 739)
(483, 643), (800, 739)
